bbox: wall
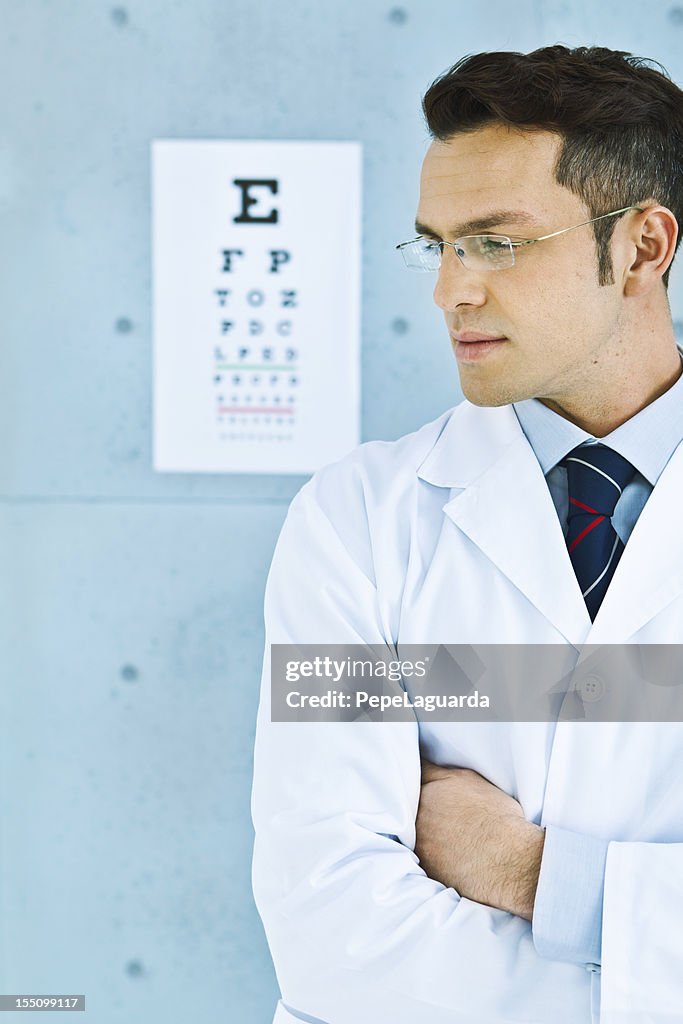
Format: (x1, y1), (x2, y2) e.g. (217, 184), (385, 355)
(1, 2), (682, 1021)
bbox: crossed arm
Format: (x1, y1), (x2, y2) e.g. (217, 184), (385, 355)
(416, 758), (546, 922)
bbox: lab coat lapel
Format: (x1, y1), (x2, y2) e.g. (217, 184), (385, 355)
(418, 402), (591, 646)
(587, 439), (683, 642)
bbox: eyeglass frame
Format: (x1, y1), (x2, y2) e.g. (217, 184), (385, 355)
(394, 205), (644, 271)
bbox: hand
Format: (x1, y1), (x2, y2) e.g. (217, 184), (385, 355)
(415, 758), (545, 921)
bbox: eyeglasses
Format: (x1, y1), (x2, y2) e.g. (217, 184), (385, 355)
(395, 205), (643, 272)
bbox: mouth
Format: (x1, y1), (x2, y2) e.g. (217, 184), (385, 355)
(450, 331), (509, 364)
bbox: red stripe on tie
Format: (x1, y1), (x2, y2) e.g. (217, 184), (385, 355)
(568, 515), (606, 553)
(569, 497), (599, 514)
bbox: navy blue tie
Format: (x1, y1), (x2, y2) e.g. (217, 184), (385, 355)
(562, 443), (637, 620)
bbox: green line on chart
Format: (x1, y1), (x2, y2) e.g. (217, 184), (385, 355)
(216, 364), (299, 371)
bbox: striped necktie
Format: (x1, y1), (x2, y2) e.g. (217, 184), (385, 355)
(562, 443), (637, 620)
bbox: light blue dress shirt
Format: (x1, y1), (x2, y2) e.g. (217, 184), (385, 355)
(511, 355), (683, 970)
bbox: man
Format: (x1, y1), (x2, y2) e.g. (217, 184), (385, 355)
(251, 45), (683, 1024)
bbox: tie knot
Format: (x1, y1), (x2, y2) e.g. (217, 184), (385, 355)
(562, 443), (636, 519)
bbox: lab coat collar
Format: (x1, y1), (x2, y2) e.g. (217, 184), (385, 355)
(586, 436), (683, 642)
(418, 402), (592, 646)
(417, 401), (683, 643)
(416, 401), (520, 489)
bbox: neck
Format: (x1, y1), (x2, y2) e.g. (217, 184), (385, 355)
(539, 301), (681, 436)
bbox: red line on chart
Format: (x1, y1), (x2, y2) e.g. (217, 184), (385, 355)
(218, 406), (296, 415)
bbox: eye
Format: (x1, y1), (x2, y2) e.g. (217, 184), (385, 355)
(479, 237), (509, 254)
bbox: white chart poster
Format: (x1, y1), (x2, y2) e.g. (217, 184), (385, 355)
(151, 139), (362, 474)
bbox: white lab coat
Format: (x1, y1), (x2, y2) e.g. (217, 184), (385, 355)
(251, 399), (683, 1024)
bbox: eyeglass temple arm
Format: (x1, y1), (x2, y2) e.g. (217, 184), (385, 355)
(517, 205), (643, 246)
(396, 205), (643, 250)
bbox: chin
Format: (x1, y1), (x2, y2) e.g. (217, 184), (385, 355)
(459, 383), (517, 408)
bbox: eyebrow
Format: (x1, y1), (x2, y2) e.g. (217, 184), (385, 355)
(414, 210), (540, 239)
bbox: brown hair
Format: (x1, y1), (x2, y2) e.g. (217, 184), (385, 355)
(422, 45), (683, 286)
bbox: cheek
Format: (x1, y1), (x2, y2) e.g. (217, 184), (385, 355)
(500, 259), (603, 335)
(495, 274), (553, 334)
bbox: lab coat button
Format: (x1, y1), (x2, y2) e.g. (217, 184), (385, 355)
(578, 674), (604, 702)
(585, 963), (601, 974)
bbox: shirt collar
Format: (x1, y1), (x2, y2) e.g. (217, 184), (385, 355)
(513, 349), (683, 486)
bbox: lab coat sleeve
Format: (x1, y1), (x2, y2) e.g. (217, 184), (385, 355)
(251, 479), (588, 1024)
(600, 840), (683, 1023)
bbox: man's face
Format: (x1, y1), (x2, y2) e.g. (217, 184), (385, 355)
(416, 123), (629, 408)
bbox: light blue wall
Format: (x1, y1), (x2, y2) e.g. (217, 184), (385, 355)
(2, 2), (683, 1021)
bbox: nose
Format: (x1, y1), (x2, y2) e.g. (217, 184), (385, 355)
(433, 244), (487, 313)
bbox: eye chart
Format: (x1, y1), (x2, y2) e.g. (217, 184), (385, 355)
(152, 140), (362, 474)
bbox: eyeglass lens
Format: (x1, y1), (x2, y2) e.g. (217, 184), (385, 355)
(400, 235), (515, 272)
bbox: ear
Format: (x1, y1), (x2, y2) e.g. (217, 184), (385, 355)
(622, 204), (678, 297)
